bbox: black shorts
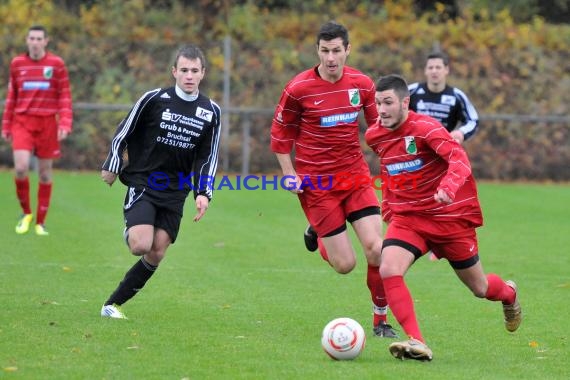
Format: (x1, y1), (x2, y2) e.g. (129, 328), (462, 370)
(123, 186), (186, 243)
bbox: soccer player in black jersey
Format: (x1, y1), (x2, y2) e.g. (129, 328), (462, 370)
(99, 44), (221, 319)
(408, 51), (479, 144)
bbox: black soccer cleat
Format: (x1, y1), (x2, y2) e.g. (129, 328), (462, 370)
(303, 225), (318, 252)
(373, 322), (399, 338)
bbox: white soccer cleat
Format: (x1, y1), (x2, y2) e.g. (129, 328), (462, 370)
(389, 338), (433, 361)
(101, 304), (128, 319)
(503, 280), (522, 332)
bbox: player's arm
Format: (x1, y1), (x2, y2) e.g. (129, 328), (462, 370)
(1, 63), (18, 141)
(429, 126), (472, 202)
(275, 153), (303, 193)
(101, 89), (160, 184)
(192, 100), (222, 202)
(270, 88), (302, 193)
(453, 87), (479, 141)
(56, 59), (73, 139)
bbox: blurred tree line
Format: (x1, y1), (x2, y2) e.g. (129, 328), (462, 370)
(0, 0), (568, 180)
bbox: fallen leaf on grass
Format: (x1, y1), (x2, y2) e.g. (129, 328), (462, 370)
(3, 367), (18, 372)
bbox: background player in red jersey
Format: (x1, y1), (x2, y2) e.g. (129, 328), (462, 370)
(1, 25), (73, 236)
(365, 74), (521, 361)
(270, 21), (396, 338)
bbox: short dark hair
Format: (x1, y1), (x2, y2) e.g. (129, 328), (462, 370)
(375, 74), (410, 99)
(28, 25), (47, 37)
(426, 51), (449, 66)
(316, 21), (349, 48)
(173, 44), (207, 70)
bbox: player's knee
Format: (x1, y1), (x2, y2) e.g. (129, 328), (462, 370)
(15, 167), (28, 178)
(332, 258), (356, 274)
(129, 240), (152, 256)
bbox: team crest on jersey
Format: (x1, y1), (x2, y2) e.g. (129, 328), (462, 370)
(441, 95), (456, 106)
(196, 106), (213, 122)
(405, 136), (417, 154)
(43, 67), (53, 79)
(348, 89), (360, 106)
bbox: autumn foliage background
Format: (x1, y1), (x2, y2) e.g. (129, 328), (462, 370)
(0, 0), (568, 180)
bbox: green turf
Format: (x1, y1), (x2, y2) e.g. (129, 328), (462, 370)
(0, 171), (569, 379)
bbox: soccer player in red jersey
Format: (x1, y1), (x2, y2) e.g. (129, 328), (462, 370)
(1, 25), (73, 236)
(365, 74), (522, 361)
(270, 21), (396, 338)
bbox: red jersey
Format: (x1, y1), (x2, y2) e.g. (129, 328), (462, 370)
(270, 65), (378, 176)
(2, 52), (73, 134)
(365, 111), (483, 226)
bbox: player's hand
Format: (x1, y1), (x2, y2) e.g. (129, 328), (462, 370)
(434, 189), (452, 204)
(58, 129), (70, 141)
(450, 130), (464, 144)
(193, 195), (209, 222)
(101, 170), (117, 186)
(283, 174), (303, 194)
(1, 130), (11, 142)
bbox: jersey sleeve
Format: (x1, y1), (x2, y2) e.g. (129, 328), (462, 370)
(193, 100), (222, 201)
(454, 87), (479, 140)
(1, 59), (19, 135)
(101, 89), (159, 174)
(270, 85), (301, 154)
(362, 80), (379, 127)
(427, 127), (472, 200)
(55, 59), (73, 132)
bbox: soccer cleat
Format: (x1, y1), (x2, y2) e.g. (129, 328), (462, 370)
(373, 321), (398, 338)
(503, 280), (522, 332)
(34, 224), (49, 236)
(303, 225), (318, 252)
(101, 304), (128, 319)
(15, 214), (33, 234)
(389, 338), (433, 361)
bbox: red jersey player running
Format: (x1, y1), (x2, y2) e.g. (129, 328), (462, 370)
(1, 25), (73, 236)
(270, 21), (396, 338)
(365, 74), (522, 361)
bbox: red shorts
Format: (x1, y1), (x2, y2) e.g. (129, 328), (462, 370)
(385, 214), (479, 263)
(11, 114), (60, 159)
(298, 179), (380, 237)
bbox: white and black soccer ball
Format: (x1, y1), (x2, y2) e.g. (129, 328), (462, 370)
(321, 317), (366, 360)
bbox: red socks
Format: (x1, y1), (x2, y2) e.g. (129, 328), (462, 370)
(383, 275), (424, 342)
(36, 182), (52, 225)
(15, 177), (32, 214)
(367, 265), (388, 325)
(485, 273), (516, 304)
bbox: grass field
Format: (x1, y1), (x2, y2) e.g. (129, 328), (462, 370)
(1, 170), (569, 379)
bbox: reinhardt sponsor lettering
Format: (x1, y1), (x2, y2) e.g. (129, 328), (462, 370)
(321, 112), (359, 127)
(386, 158), (423, 175)
(23, 81), (50, 90)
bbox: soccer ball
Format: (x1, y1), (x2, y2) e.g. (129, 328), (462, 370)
(321, 317), (366, 360)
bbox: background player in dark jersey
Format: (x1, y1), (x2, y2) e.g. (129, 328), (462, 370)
(365, 74), (521, 361)
(270, 21), (396, 338)
(99, 44), (221, 319)
(408, 51), (479, 144)
(1, 25), (73, 236)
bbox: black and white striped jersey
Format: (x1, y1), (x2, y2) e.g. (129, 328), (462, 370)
(102, 86), (221, 200)
(408, 82), (479, 140)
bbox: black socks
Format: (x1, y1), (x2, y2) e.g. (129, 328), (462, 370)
(105, 257), (157, 306)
